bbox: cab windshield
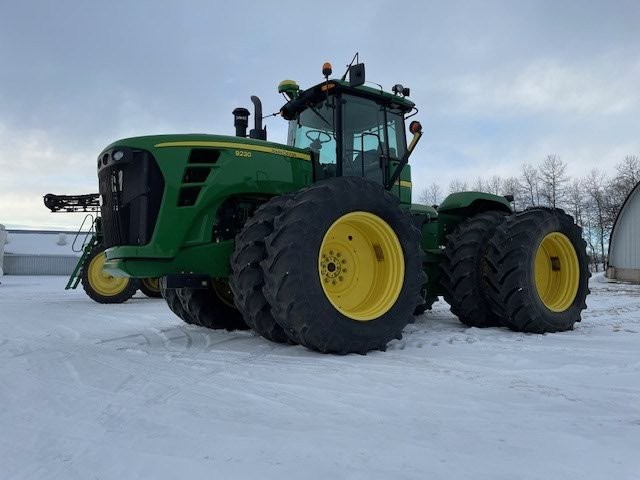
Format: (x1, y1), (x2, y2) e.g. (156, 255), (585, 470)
(287, 99), (338, 178)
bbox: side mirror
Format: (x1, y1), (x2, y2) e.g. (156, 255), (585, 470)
(407, 121), (423, 153)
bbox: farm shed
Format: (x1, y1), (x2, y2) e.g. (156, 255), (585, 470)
(607, 182), (640, 283)
(2, 229), (84, 275)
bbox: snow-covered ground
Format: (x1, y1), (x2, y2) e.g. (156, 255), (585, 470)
(1, 274), (639, 480)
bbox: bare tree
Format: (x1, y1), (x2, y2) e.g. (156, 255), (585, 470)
(502, 176), (522, 210)
(420, 182), (443, 205)
(538, 154), (569, 208)
(449, 179), (468, 193)
(486, 175), (503, 195)
(566, 178), (585, 226)
(520, 163), (541, 208)
(583, 169), (612, 270)
(581, 211), (599, 271)
(615, 155), (640, 191)
(472, 177), (486, 192)
(610, 155), (640, 212)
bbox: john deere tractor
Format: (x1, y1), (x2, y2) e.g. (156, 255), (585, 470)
(98, 61), (589, 353)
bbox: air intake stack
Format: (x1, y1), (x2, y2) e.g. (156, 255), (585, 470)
(232, 107), (250, 137)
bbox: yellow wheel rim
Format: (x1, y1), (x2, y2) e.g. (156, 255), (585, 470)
(142, 277), (160, 292)
(87, 252), (130, 296)
(534, 232), (580, 312)
(318, 211), (405, 321)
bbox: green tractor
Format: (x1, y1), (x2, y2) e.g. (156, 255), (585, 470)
(97, 61), (590, 353)
(43, 193), (162, 303)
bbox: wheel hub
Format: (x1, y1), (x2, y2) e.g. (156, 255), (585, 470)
(320, 252), (348, 283)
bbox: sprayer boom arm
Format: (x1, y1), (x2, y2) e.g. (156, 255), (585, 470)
(44, 193), (100, 213)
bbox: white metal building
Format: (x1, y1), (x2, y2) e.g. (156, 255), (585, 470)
(607, 182), (640, 283)
(0, 224), (7, 277)
(1, 229), (83, 275)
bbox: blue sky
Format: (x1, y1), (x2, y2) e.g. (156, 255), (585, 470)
(1, 0), (638, 228)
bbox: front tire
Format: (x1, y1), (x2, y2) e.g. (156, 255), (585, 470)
(178, 281), (249, 331)
(160, 281), (196, 325)
(262, 177), (424, 354)
(81, 246), (138, 304)
(484, 208), (590, 333)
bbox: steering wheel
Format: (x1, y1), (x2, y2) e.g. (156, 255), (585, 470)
(305, 130), (332, 144)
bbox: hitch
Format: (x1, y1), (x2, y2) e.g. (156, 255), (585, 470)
(161, 274), (211, 289)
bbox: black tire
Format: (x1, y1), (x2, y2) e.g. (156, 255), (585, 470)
(484, 208), (590, 333)
(262, 176), (425, 354)
(230, 195), (295, 343)
(81, 246), (138, 304)
(178, 281), (249, 331)
(139, 277), (162, 298)
(160, 281), (196, 325)
(441, 211), (507, 327)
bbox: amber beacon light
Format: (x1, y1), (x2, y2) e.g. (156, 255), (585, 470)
(322, 62), (333, 78)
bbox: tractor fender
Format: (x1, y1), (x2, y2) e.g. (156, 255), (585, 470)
(436, 192), (513, 240)
(437, 191), (512, 217)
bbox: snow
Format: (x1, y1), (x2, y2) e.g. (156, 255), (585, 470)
(0, 274), (639, 479)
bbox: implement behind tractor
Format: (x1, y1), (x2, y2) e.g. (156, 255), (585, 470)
(95, 59), (590, 353)
(43, 193), (161, 303)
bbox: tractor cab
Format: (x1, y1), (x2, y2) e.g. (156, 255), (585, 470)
(279, 64), (420, 189)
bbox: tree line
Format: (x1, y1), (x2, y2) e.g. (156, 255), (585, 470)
(419, 155), (640, 271)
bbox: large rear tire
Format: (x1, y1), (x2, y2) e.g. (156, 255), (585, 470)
(262, 177), (424, 354)
(230, 195), (295, 343)
(441, 211), (507, 327)
(81, 246), (138, 304)
(178, 281), (249, 331)
(484, 208), (590, 333)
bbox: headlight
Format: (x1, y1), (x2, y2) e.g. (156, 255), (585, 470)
(113, 150), (124, 161)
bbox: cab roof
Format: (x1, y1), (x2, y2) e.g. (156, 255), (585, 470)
(280, 79), (415, 121)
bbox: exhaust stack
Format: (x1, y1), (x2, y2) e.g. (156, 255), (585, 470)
(249, 96), (267, 141)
